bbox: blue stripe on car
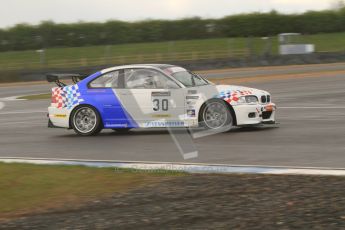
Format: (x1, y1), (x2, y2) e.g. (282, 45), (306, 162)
(78, 72), (139, 129)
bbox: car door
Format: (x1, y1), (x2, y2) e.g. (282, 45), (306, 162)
(87, 69), (138, 128)
(115, 68), (186, 128)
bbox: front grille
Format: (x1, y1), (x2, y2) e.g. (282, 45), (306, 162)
(262, 111), (272, 119)
(261, 95), (267, 103)
(261, 95), (271, 104)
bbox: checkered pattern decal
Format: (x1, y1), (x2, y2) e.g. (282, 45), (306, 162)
(52, 85), (84, 109)
(217, 89), (253, 103)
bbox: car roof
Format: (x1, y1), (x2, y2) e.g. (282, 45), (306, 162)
(100, 64), (178, 74)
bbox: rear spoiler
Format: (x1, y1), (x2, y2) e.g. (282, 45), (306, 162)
(46, 73), (87, 87)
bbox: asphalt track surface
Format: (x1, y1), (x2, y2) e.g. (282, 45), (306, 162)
(1, 63), (345, 168)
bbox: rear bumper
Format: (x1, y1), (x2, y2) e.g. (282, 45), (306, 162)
(48, 107), (71, 128)
(233, 103), (276, 126)
(48, 118), (66, 128)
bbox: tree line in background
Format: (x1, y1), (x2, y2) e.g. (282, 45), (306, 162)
(1, 7), (345, 52)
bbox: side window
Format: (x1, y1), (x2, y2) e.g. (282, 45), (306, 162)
(172, 72), (194, 87)
(171, 71), (208, 87)
(89, 71), (120, 88)
(125, 69), (180, 89)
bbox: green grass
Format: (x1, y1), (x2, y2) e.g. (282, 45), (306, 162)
(0, 163), (184, 219)
(0, 38), (248, 70)
(0, 32), (345, 71)
(17, 93), (51, 100)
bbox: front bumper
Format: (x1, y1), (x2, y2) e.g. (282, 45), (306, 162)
(233, 103), (276, 126)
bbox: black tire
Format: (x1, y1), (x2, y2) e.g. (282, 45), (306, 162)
(199, 99), (233, 131)
(71, 105), (102, 136)
(112, 128), (131, 133)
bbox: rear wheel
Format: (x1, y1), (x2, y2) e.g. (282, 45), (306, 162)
(71, 105), (102, 136)
(200, 100), (233, 131)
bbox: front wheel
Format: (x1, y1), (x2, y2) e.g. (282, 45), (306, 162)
(200, 100), (233, 131)
(71, 105), (102, 136)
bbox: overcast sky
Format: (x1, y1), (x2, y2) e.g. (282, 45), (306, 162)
(0, 0), (337, 28)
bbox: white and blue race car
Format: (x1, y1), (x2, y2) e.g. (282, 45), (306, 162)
(47, 64), (276, 136)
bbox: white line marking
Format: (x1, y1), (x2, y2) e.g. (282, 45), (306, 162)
(2, 157), (344, 170)
(1, 157), (345, 176)
(0, 110), (46, 115)
(0, 102), (4, 110)
(0, 96), (26, 101)
(280, 107), (345, 109)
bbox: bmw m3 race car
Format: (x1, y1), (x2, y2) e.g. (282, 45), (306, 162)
(47, 64), (276, 136)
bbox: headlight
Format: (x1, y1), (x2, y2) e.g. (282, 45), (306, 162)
(238, 96), (258, 104)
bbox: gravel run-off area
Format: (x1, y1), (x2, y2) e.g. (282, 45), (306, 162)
(1, 173), (345, 229)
